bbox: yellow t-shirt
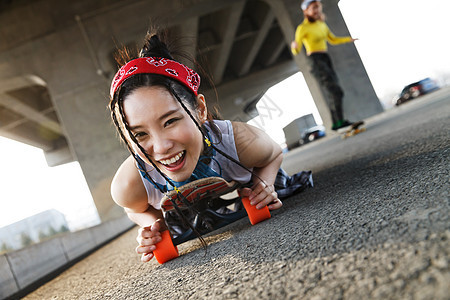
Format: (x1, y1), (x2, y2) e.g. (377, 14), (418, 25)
(292, 19), (352, 55)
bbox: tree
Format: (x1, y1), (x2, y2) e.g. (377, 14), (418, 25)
(48, 226), (57, 236)
(59, 225), (69, 233)
(20, 232), (33, 247)
(38, 230), (48, 241)
(1, 242), (12, 253)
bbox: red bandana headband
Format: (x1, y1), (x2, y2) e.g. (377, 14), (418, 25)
(110, 57), (201, 98)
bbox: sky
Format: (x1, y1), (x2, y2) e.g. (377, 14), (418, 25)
(0, 137), (100, 230)
(0, 0), (448, 230)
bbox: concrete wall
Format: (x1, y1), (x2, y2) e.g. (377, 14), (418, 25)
(0, 216), (134, 299)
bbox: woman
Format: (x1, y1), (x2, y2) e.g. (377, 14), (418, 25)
(291, 0), (358, 130)
(109, 32), (312, 262)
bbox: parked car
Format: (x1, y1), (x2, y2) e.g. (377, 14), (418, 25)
(283, 114), (326, 150)
(298, 125), (326, 146)
(394, 77), (440, 106)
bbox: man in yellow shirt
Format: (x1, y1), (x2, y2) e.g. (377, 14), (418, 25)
(291, 0), (357, 130)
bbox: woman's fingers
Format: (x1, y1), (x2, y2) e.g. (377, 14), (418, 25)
(137, 228), (161, 242)
(249, 182), (277, 207)
(136, 244), (156, 254)
(255, 190), (278, 209)
(137, 234), (162, 246)
(135, 220), (164, 261)
(267, 199), (283, 210)
(137, 220), (165, 263)
(249, 182), (266, 200)
(150, 219), (161, 233)
(141, 252), (154, 262)
(291, 41), (298, 49)
(239, 187), (252, 197)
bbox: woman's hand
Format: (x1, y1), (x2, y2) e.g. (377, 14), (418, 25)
(240, 182), (282, 211)
(135, 219), (163, 262)
(291, 41), (298, 51)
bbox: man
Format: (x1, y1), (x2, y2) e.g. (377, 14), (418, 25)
(291, 0), (358, 130)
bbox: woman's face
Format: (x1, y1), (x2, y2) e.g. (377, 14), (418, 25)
(304, 1), (322, 21)
(123, 86), (206, 182)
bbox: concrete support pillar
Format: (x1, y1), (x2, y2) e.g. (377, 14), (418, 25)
(0, 19), (127, 222)
(50, 83), (127, 222)
(39, 25), (128, 222)
(265, 0), (383, 130)
(324, 3), (383, 122)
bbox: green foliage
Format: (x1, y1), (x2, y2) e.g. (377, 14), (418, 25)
(59, 225), (69, 233)
(38, 230), (48, 241)
(1, 242), (12, 253)
(20, 232), (33, 247)
(48, 226), (57, 236)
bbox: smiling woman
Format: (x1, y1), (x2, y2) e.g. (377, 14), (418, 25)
(122, 86), (206, 183)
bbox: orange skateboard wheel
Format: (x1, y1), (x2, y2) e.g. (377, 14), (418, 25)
(153, 230), (179, 264)
(241, 197), (271, 225)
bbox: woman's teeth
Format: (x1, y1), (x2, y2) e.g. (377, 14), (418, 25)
(159, 151), (184, 165)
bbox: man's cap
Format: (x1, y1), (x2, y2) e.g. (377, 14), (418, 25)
(301, 0), (321, 10)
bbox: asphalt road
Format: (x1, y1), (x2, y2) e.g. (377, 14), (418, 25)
(24, 88), (449, 299)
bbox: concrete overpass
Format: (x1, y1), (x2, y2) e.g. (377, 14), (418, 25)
(0, 0), (383, 222)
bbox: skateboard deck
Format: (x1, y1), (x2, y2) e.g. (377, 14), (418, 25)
(160, 177), (240, 211)
(153, 177), (271, 264)
(339, 121), (366, 139)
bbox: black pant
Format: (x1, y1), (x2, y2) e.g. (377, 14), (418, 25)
(307, 53), (344, 124)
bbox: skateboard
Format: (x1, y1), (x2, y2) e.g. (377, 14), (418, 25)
(152, 177), (271, 264)
(339, 121), (366, 139)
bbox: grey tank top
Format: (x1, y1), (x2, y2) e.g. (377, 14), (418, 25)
(138, 120), (252, 209)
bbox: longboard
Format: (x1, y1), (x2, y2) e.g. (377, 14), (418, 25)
(153, 177), (271, 263)
(339, 121), (366, 139)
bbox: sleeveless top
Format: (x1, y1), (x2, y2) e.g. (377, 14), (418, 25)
(137, 120), (252, 209)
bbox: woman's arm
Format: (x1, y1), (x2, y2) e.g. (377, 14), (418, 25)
(111, 156), (162, 225)
(232, 121), (283, 210)
(111, 156), (165, 262)
(291, 24), (304, 55)
(326, 24), (356, 45)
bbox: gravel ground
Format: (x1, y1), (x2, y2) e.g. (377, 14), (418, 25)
(23, 89), (449, 299)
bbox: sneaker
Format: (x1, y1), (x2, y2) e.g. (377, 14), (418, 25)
(331, 120), (352, 131)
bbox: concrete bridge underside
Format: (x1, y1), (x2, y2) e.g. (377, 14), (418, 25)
(0, 0), (383, 221)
